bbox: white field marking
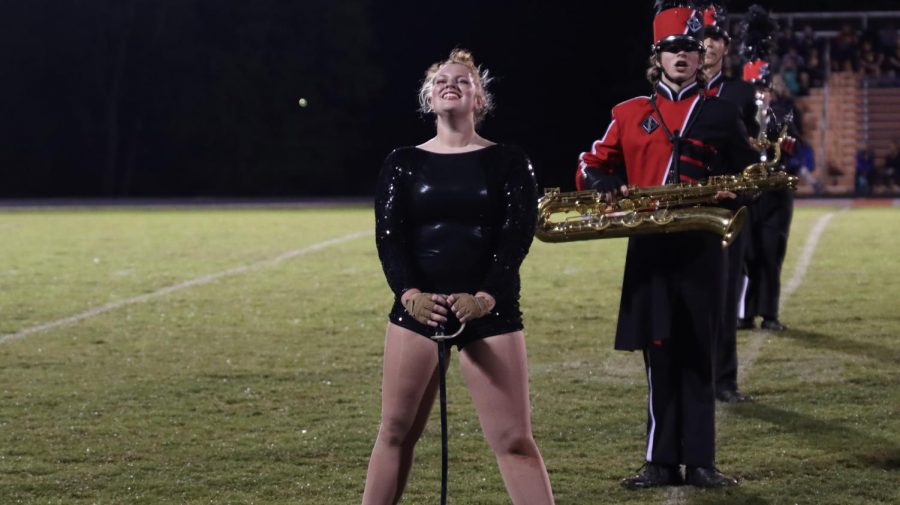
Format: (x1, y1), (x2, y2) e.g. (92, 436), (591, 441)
(663, 210), (838, 505)
(665, 487), (688, 505)
(0, 230), (373, 344)
(737, 210), (838, 376)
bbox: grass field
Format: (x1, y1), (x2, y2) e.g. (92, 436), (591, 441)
(1, 205), (898, 505)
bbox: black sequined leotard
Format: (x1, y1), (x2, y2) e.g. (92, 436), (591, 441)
(374, 144), (538, 348)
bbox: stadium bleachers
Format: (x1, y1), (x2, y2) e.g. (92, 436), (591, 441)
(729, 10), (900, 196)
(797, 74), (900, 195)
(798, 73), (857, 194)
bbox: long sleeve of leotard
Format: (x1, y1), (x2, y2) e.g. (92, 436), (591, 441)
(374, 149), (419, 298)
(478, 148), (538, 304)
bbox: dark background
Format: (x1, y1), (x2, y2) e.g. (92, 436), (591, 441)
(1, 0), (895, 198)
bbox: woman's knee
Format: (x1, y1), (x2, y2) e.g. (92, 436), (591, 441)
(486, 427), (538, 457)
(377, 416), (419, 448)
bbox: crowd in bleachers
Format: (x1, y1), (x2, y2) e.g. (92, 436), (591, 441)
(719, 18), (900, 196)
(723, 21), (900, 97)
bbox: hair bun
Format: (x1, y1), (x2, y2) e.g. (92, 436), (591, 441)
(448, 48), (476, 67)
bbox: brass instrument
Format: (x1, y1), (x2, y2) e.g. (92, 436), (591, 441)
(536, 115), (798, 248)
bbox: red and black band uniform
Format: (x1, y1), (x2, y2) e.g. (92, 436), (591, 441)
(576, 80), (758, 468)
(741, 96), (802, 325)
(706, 70), (759, 393)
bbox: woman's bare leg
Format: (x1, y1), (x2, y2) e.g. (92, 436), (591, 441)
(362, 323), (446, 505)
(458, 331), (555, 505)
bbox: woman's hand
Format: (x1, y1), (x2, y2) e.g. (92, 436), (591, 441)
(447, 292), (495, 323)
(402, 290), (448, 327)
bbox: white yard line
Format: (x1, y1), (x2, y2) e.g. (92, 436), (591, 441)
(0, 230), (373, 344)
(738, 210), (839, 376)
(663, 210), (839, 505)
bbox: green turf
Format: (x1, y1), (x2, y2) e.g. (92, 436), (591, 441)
(0, 206), (897, 504)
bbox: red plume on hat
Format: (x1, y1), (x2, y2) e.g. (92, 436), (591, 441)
(652, 1), (704, 50)
(737, 4), (778, 86)
(742, 59), (770, 83)
(698, 3), (730, 42)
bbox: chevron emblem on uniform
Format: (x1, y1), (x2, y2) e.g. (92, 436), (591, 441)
(641, 115), (659, 134)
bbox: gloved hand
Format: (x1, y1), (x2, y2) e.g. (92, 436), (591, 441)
(403, 292), (447, 326)
(583, 168), (626, 200)
(447, 293), (493, 323)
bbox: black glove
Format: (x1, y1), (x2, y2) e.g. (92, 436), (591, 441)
(583, 168), (625, 194)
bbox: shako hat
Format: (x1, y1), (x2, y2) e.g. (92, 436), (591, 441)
(653, 1), (705, 52)
(699, 3), (730, 42)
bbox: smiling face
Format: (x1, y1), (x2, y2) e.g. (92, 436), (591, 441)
(430, 63), (483, 119)
(659, 48), (701, 86)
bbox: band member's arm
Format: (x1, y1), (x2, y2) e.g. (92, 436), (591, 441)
(729, 115), (760, 173)
(576, 116), (627, 192)
(374, 150), (420, 298)
(718, 109), (762, 208)
(477, 148), (538, 306)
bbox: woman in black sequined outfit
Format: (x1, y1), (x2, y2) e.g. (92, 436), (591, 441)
(361, 49), (554, 505)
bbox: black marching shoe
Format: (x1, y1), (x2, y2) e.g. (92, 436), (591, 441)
(760, 319), (787, 331)
(736, 318), (755, 330)
(684, 466), (738, 488)
(620, 463), (682, 490)
(716, 388), (753, 403)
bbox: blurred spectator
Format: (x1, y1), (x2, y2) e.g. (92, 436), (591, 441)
(777, 24), (798, 56)
(885, 45), (900, 78)
(855, 147), (875, 195)
(877, 21), (898, 52)
(831, 23), (859, 72)
(885, 139), (900, 190)
(805, 48), (826, 87)
(827, 163), (845, 188)
(788, 139), (821, 194)
(797, 24), (822, 60)
(871, 157), (891, 194)
(784, 47), (806, 70)
(858, 40), (883, 77)
(780, 54), (805, 96)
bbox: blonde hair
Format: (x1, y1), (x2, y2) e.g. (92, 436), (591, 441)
(418, 48), (494, 125)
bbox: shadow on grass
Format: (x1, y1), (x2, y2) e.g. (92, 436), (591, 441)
(730, 401), (900, 471)
(783, 327), (900, 367)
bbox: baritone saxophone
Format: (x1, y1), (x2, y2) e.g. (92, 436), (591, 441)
(536, 120), (798, 248)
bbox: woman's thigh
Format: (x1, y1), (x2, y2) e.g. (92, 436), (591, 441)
(457, 331), (533, 441)
(379, 323), (445, 428)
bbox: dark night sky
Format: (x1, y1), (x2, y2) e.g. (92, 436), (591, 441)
(1, 0), (896, 198)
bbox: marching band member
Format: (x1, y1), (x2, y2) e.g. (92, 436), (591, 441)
(575, 1), (757, 488)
